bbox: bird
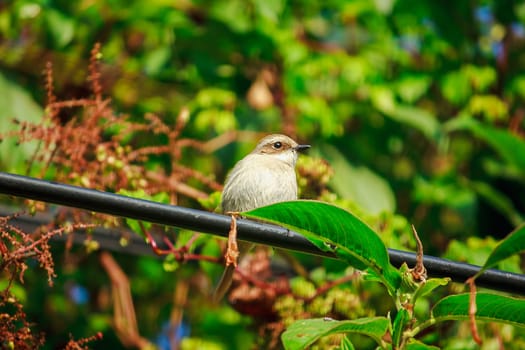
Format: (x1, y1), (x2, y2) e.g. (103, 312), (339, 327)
(213, 134), (310, 301)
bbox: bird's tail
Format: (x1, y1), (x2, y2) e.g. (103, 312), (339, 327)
(213, 241), (253, 302)
(213, 264), (236, 302)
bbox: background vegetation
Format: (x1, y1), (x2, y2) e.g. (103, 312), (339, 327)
(0, 0), (524, 348)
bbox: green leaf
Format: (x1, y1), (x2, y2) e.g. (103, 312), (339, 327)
(441, 70), (472, 105)
(162, 254), (180, 272)
(253, 0), (285, 23)
(0, 73), (43, 172)
(294, 96), (339, 137)
(281, 317), (389, 350)
(194, 109), (238, 133)
(339, 335), (355, 350)
(432, 293), (525, 328)
(413, 177), (476, 208)
(412, 277), (450, 305)
(370, 86), (396, 114)
(445, 116), (525, 172)
(244, 200), (401, 294)
(395, 74), (432, 104)
(384, 105), (441, 141)
(467, 94), (508, 122)
(44, 9), (75, 48)
(464, 65), (497, 92)
(193, 88), (237, 108)
(209, 0), (252, 32)
(510, 75), (525, 99)
(405, 339), (440, 349)
(474, 224), (525, 278)
(117, 189), (169, 238)
(440, 65), (496, 106)
(392, 308), (410, 348)
(321, 144), (396, 214)
(197, 191), (222, 212)
(0, 280), (27, 303)
(370, 86), (441, 140)
(144, 46), (171, 76)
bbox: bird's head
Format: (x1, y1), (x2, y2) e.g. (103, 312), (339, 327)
(251, 134), (310, 166)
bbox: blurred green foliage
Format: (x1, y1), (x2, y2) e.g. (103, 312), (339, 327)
(1, 0), (525, 348)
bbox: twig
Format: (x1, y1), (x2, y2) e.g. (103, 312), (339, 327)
(140, 222), (220, 264)
(99, 251), (152, 348)
(410, 225), (427, 282)
(466, 277), (482, 345)
(304, 272), (361, 302)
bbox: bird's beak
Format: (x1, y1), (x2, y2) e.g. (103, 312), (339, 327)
(294, 144), (311, 152)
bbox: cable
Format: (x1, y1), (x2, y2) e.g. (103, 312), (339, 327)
(0, 171), (524, 295)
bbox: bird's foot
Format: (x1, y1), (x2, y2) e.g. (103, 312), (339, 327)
(225, 212), (240, 267)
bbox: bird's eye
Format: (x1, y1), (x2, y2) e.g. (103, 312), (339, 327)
(273, 141), (282, 149)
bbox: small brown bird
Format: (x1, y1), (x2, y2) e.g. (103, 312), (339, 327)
(214, 134), (310, 301)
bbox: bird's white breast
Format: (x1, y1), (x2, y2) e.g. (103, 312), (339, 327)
(221, 153), (298, 213)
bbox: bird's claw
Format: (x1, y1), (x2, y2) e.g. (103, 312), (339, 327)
(225, 213), (240, 267)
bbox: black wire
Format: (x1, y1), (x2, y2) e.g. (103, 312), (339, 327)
(0, 204), (164, 257)
(0, 171), (524, 295)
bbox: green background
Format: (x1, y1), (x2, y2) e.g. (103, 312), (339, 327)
(1, 0), (524, 348)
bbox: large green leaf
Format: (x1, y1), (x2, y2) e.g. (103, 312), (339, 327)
(445, 117), (525, 172)
(432, 293), (525, 327)
(281, 317), (389, 350)
(244, 200), (401, 293)
(474, 224), (525, 278)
